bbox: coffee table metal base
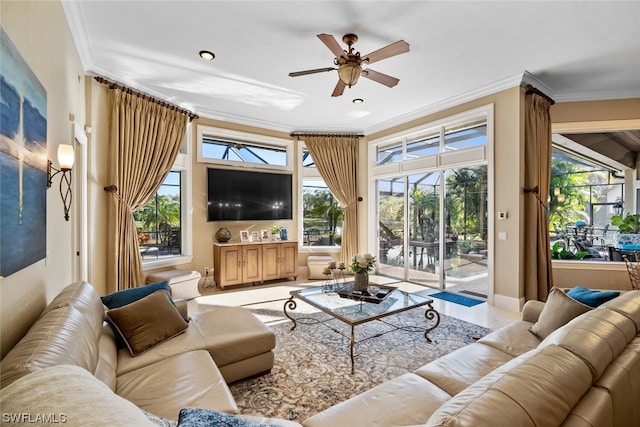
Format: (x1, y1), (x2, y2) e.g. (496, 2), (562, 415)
(283, 296), (441, 374)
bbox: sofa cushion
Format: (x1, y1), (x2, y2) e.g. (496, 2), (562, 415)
(425, 345), (593, 427)
(593, 338), (640, 427)
(560, 386), (613, 427)
(415, 342), (514, 396)
(567, 286), (620, 308)
(476, 320), (542, 357)
(540, 308), (636, 381)
(106, 290), (189, 356)
(116, 350), (237, 420)
(93, 322), (118, 391)
(303, 373), (452, 427)
(0, 282), (104, 389)
(602, 290), (640, 332)
(529, 287), (592, 340)
(101, 280), (170, 309)
(0, 364), (155, 426)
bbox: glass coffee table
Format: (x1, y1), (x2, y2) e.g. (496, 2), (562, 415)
(283, 283), (440, 373)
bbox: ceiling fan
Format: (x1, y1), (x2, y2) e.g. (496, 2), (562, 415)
(289, 33), (410, 97)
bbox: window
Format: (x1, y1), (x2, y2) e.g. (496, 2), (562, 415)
(549, 146), (624, 253)
(135, 171), (182, 260)
(197, 125), (292, 170)
(300, 147), (342, 248)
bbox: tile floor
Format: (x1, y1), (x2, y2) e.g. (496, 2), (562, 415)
(190, 275), (521, 330)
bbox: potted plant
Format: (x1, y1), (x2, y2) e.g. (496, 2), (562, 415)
(611, 213), (640, 249)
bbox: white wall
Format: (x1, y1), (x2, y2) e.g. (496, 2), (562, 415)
(1, 0), (86, 357)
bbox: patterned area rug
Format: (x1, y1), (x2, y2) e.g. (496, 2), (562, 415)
(229, 306), (492, 423)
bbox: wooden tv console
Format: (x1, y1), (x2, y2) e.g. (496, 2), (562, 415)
(213, 241), (298, 289)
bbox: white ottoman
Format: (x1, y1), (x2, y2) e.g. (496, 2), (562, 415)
(307, 256), (335, 280)
(146, 269), (201, 300)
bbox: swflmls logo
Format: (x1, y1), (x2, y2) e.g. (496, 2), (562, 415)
(2, 413), (68, 423)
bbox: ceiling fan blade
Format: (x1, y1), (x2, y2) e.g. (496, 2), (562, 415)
(362, 40), (410, 65)
(317, 33), (348, 60)
(331, 79), (346, 97)
(361, 69), (400, 88)
(289, 67), (336, 77)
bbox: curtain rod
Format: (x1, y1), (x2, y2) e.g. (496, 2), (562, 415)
(94, 76), (199, 121)
(290, 132), (364, 138)
(524, 84), (555, 106)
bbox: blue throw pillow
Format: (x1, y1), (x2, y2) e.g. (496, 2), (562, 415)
(567, 286), (620, 308)
(101, 281), (171, 309)
(177, 408), (276, 427)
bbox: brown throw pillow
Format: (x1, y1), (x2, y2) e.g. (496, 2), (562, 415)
(529, 287), (592, 340)
(106, 290), (188, 356)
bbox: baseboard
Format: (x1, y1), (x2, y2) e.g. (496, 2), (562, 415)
(493, 293), (524, 312)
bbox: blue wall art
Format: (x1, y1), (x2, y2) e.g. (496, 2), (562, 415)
(1, 27), (48, 278)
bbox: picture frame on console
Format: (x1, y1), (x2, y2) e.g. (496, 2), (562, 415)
(261, 230), (270, 241)
(240, 230), (250, 242)
(251, 231), (259, 242)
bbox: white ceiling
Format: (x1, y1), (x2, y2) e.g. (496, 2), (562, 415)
(62, 0), (640, 135)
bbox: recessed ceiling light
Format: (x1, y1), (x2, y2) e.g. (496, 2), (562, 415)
(352, 98), (364, 104)
(199, 50), (215, 61)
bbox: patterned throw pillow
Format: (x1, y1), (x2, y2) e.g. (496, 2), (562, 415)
(177, 408), (276, 427)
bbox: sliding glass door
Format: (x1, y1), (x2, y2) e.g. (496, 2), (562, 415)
(407, 172), (440, 286)
(442, 166), (488, 297)
(376, 166), (488, 296)
(377, 177), (405, 280)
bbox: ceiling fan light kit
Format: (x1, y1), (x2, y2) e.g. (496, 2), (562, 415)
(289, 33), (409, 97)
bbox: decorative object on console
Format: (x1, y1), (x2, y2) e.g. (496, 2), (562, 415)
(261, 229), (270, 241)
(215, 227), (231, 243)
(270, 225), (282, 240)
(351, 253), (376, 291)
(240, 230), (250, 242)
(280, 227), (288, 241)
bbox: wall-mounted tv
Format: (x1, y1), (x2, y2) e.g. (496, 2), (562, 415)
(207, 168), (293, 221)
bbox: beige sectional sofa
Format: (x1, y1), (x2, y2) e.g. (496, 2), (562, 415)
(2, 281), (638, 426)
(0, 281), (300, 426)
(303, 289), (640, 427)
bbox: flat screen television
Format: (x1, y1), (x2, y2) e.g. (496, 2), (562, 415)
(207, 168), (293, 221)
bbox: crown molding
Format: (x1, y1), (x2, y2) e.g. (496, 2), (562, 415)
(364, 72), (528, 135)
(61, 1), (93, 72)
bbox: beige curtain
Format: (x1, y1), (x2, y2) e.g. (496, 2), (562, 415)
(523, 89), (554, 301)
(304, 135), (359, 263)
(106, 89), (188, 292)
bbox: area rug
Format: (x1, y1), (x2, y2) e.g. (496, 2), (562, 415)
(229, 307), (492, 422)
(429, 291), (485, 307)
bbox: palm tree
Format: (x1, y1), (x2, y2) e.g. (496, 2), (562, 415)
(304, 189), (343, 245)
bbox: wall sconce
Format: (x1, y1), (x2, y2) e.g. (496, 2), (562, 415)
(47, 144), (74, 221)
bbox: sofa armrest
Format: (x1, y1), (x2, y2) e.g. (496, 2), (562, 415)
(522, 300), (545, 323)
(173, 299), (189, 320)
